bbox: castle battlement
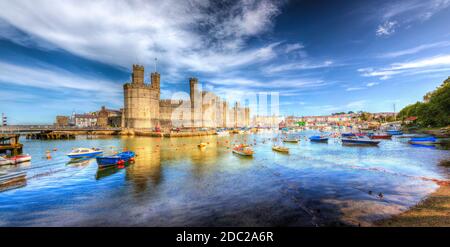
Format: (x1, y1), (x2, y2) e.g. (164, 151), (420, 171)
(123, 64), (250, 129)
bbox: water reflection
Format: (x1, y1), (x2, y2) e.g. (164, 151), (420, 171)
(123, 137), (162, 193)
(96, 166), (120, 180)
(0, 132), (448, 226)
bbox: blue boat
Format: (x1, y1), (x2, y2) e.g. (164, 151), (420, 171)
(309, 136), (328, 142)
(341, 133), (355, 137)
(96, 151), (136, 167)
(408, 136), (437, 146)
(67, 148), (103, 159)
(387, 130), (403, 135)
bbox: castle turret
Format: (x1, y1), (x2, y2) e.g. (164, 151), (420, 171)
(189, 77), (198, 103)
(123, 64), (160, 129)
(151, 72), (160, 90)
(132, 64), (144, 84)
(189, 77), (201, 127)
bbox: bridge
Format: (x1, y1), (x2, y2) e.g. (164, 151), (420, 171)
(0, 125), (121, 134)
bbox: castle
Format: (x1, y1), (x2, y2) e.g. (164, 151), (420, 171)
(123, 64), (250, 130)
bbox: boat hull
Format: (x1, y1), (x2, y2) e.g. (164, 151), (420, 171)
(272, 146), (289, 153)
(283, 139), (298, 143)
(232, 150), (253, 156)
(342, 139), (380, 146)
(309, 136), (328, 142)
(68, 151), (103, 159)
(9, 155), (32, 164)
(387, 130), (403, 135)
(370, 135), (392, 139)
(96, 151), (135, 167)
(0, 160), (14, 166)
(408, 141), (436, 146)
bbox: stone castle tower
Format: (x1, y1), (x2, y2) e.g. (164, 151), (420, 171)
(123, 64), (160, 129)
(189, 77), (202, 127)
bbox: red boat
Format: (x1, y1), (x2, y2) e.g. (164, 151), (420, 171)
(369, 134), (392, 139)
(8, 154), (32, 164)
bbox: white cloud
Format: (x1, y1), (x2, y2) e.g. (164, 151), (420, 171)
(284, 43), (304, 53)
(0, 0), (283, 75)
(379, 41), (450, 58)
(375, 0), (450, 37)
(376, 21), (397, 36)
(359, 54), (450, 79)
(366, 82), (379, 87)
(0, 61), (120, 94)
(346, 87), (364, 91)
(264, 60), (334, 73)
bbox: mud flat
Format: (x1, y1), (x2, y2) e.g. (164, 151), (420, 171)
(375, 184), (450, 227)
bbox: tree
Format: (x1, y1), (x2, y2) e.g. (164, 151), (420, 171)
(398, 77), (450, 127)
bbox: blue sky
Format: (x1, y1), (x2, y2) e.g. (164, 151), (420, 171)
(1, 0), (450, 124)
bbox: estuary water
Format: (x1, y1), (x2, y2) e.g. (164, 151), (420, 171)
(0, 131), (449, 226)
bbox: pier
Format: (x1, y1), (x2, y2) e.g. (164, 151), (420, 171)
(26, 131), (76, 140)
(0, 134), (23, 156)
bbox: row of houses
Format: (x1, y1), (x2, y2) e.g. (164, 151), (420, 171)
(55, 106), (122, 128)
(252, 112), (397, 129)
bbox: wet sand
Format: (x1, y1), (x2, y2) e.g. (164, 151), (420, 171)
(375, 185), (450, 227)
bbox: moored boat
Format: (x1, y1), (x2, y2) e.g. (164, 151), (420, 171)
(272, 145), (289, 153)
(0, 154), (31, 166)
(232, 145), (254, 156)
(341, 132), (355, 137)
(197, 142), (207, 148)
(387, 130), (403, 135)
(8, 154), (32, 164)
(0, 156), (14, 166)
(408, 136), (438, 146)
(96, 151), (136, 167)
(309, 136), (328, 142)
(217, 130), (229, 136)
(67, 148), (103, 159)
(283, 137), (299, 143)
(368, 133), (392, 139)
(342, 136), (380, 146)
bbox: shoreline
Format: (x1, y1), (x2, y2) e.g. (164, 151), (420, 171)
(375, 184), (450, 227)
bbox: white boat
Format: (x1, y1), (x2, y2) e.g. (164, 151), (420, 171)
(8, 154), (32, 164)
(67, 148), (103, 159)
(272, 145), (289, 153)
(0, 156), (14, 166)
(232, 145), (254, 156)
(342, 136), (380, 146)
(217, 130), (229, 136)
(283, 138), (299, 143)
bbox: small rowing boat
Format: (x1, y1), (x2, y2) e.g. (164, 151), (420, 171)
(342, 136), (380, 146)
(67, 148), (103, 159)
(272, 145), (289, 153)
(387, 130), (403, 135)
(341, 133), (355, 137)
(0, 154), (32, 166)
(232, 145), (254, 156)
(283, 138), (299, 143)
(96, 151), (136, 168)
(309, 136), (328, 142)
(198, 142), (207, 148)
(0, 156), (14, 166)
(368, 133), (392, 139)
(8, 154), (32, 164)
(217, 130), (229, 136)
